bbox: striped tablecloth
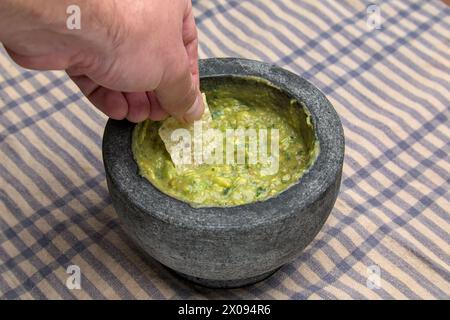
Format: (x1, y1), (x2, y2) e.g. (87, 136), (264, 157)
(0, 0), (449, 299)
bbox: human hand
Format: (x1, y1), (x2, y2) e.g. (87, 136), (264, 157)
(0, 0), (203, 123)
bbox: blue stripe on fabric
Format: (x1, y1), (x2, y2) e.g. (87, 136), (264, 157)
(268, 0), (450, 110)
(343, 157), (450, 259)
(194, 0), (240, 25)
(341, 112), (449, 217)
(0, 164), (169, 299)
(335, 192), (449, 298)
(297, 204), (446, 299)
(285, 247), (389, 299)
(0, 84), (106, 202)
(0, 66), (106, 184)
(317, 1), (450, 95)
(0, 91), (81, 142)
(199, 1), (275, 60)
(273, 0), (450, 111)
(340, 124), (450, 254)
(0, 144), (139, 299)
(1, 175), (104, 236)
(355, 201), (449, 292)
(0, 193), (78, 299)
(392, 0), (450, 61)
(0, 174), (108, 299)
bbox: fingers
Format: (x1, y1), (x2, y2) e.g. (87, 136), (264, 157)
(89, 87), (129, 120)
(154, 1), (203, 124)
(154, 45), (203, 123)
(70, 74), (168, 122)
(123, 92), (150, 122)
(65, 0), (203, 124)
(71, 59), (201, 123)
(69, 75), (99, 96)
(182, 5), (200, 87)
(70, 75), (127, 120)
(69, 75), (126, 121)
(147, 92), (169, 121)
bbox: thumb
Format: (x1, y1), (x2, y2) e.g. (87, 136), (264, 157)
(154, 47), (203, 123)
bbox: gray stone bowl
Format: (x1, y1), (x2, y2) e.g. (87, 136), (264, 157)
(102, 58), (344, 288)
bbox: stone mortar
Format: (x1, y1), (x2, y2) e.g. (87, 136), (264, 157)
(102, 58), (345, 288)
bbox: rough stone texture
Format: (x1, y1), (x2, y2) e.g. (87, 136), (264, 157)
(102, 58), (345, 288)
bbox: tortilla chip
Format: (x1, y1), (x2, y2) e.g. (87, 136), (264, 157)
(158, 93), (213, 171)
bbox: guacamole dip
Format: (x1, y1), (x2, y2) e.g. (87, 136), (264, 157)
(132, 76), (318, 207)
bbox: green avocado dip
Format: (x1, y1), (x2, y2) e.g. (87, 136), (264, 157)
(132, 76), (319, 207)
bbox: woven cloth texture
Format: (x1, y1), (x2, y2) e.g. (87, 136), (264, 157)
(0, 0), (449, 299)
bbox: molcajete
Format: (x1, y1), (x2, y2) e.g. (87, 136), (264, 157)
(102, 58), (345, 288)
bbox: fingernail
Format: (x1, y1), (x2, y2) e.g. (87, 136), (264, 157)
(183, 94), (204, 123)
